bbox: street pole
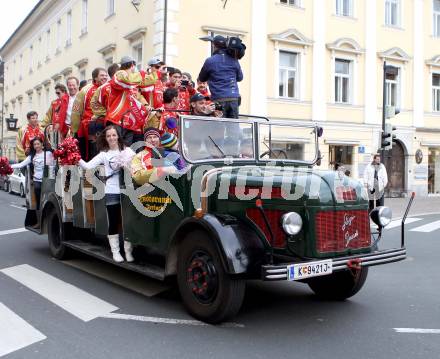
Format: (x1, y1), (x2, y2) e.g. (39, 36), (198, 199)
(163, 0), (168, 63)
(0, 59), (4, 157)
(381, 61), (387, 163)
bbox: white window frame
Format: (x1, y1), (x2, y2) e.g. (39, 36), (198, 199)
(38, 37), (42, 66)
(29, 46), (33, 73)
(46, 29), (51, 60)
(277, 50), (299, 99)
(334, 58), (352, 104)
(107, 0), (115, 17)
(132, 41), (143, 71)
(104, 55), (114, 69)
(434, 0), (440, 37)
(335, 0), (353, 17)
(19, 54), (23, 81)
(432, 73), (440, 112)
(279, 0), (301, 6)
(385, 0), (401, 27)
(56, 20), (62, 52)
(385, 68), (401, 108)
(82, 0), (88, 34)
(79, 69), (86, 82)
(66, 11), (72, 46)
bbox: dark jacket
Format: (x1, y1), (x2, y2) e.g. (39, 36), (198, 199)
(198, 49), (243, 100)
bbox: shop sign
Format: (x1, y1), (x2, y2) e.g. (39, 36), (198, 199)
(414, 165), (428, 180)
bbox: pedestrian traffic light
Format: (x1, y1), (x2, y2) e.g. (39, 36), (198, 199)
(385, 106), (400, 119)
(381, 122), (396, 151)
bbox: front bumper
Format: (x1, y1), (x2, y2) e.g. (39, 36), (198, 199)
(261, 247), (406, 281)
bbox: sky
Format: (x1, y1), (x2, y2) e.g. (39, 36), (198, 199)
(0, 0), (40, 49)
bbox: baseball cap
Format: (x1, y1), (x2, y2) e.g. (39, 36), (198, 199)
(120, 55), (135, 65)
(190, 93), (209, 103)
(212, 35), (227, 48)
(148, 57), (164, 66)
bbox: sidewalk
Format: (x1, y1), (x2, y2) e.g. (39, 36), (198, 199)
(385, 196), (440, 218)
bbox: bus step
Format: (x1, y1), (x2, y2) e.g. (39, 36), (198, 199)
(63, 240), (166, 281)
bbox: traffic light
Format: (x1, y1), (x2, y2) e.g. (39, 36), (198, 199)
(381, 122), (396, 151)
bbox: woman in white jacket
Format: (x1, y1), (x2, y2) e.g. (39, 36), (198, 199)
(79, 125), (135, 263)
(12, 137), (54, 209)
(363, 154), (388, 212)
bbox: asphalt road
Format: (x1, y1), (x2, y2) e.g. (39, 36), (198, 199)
(0, 189), (439, 359)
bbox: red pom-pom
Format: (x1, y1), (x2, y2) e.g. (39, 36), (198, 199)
(53, 137), (81, 165)
(0, 157), (13, 176)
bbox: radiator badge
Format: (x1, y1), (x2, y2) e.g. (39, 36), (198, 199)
(342, 213), (359, 247)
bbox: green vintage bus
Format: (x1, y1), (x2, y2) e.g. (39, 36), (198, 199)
(25, 116), (408, 323)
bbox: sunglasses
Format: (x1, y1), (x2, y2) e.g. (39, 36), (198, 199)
(55, 91), (62, 95)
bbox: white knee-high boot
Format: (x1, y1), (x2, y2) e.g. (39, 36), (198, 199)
(108, 234), (124, 262)
(124, 241), (134, 262)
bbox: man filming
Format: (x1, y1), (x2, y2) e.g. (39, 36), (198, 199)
(198, 35), (243, 119)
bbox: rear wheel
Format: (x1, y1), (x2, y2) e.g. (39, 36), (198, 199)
(177, 230), (245, 324)
(47, 209), (70, 259)
(307, 267), (368, 300)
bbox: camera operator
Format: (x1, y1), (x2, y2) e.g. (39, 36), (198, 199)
(198, 35), (243, 119)
(190, 93), (222, 117)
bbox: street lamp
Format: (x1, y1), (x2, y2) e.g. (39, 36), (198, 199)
(6, 114), (18, 131)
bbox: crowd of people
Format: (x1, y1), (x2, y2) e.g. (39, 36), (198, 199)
(12, 35), (244, 262)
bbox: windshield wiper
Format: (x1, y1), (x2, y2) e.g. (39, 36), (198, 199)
(208, 136), (226, 158)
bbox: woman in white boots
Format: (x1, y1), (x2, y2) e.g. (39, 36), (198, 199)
(78, 125), (135, 262)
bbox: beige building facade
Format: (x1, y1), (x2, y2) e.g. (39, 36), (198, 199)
(1, 0), (440, 196)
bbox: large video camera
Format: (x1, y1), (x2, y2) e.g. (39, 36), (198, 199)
(225, 37), (246, 60)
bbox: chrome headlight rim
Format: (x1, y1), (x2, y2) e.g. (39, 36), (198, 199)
(370, 206), (392, 227)
(281, 212), (303, 235)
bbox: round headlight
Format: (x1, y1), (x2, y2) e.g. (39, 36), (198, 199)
(370, 206), (392, 227)
(281, 212), (303, 235)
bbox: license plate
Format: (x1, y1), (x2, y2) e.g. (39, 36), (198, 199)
(287, 260), (332, 281)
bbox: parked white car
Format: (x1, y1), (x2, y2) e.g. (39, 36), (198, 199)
(8, 169), (26, 197)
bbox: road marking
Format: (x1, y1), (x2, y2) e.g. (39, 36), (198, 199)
(101, 312), (244, 328)
(410, 220), (440, 233)
(385, 217), (422, 229)
(394, 328), (440, 334)
(0, 264), (118, 322)
(9, 204), (26, 211)
(0, 302), (46, 357)
(0, 228), (27, 236)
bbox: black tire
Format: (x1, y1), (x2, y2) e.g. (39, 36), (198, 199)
(20, 184), (25, 198)
(177, 230), (245, 324)
(47, 209), (70, 260)
(307, 267), (368, 300)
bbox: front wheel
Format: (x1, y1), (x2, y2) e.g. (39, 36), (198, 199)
(177, 230), (245, 324)
(47, 209), (70, 260)
(307, 267), (368, 300)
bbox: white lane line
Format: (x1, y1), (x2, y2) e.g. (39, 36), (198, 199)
(410, 220), (440, 233)
(9, 204), (26, 211)
(101, 312), (244, 328)
(0, 264), (118, 322)
(0, 302), (46, 357)
(394, 328), (440, 334)
(0, 228), (27, 236)
(385, 218), (422, 229)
